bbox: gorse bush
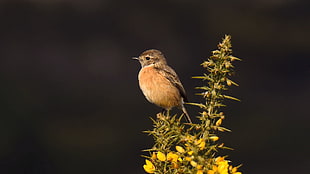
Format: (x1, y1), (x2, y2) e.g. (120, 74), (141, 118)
(142, 35), (242, 174)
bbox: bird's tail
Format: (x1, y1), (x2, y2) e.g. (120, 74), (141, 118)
(181, 105), (192, 123)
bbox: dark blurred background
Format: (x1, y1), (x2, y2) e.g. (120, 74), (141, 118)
(0, 0), (309, 173)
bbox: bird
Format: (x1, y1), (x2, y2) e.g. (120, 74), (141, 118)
(133, 49), (192, 123)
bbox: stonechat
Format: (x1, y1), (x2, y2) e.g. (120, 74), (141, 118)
(133, 49), (192, 123)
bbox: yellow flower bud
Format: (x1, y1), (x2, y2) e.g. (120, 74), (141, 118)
(195, 138), (206, 150)
(151, 152), (157, 160)
(199, 141), (206, 150)
(202, 111), (207, 117)
(190, 160), (197, 167)
(176, 146), (185, 153)
(157, 151), (166, 161)
(231, 166), (242, 174)
(185, 135), (194, 143)
(231, 166), (237, 173)
(195, 138), (203, 145)
(210, 136), (219, 141)
(216, 118), (222, 126)
(227, 79), (232, 86)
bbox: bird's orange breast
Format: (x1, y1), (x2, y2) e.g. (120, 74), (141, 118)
(138, 65), (181, 109)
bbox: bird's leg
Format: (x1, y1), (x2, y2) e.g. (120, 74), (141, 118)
(157, 109), (168, 120)
(181, 105), (192, 123)
(166, 109), (171, 116)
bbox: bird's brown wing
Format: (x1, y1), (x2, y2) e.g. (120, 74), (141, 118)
(155, 65), (188, 102)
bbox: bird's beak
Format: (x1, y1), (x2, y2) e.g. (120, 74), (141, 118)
(132, 57), (139, 60)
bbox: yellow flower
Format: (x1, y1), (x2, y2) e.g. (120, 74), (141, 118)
(157, 152), (166, 161)
(199, 141), (206, 150)
(171, 162), (179, 169)
(209, 157), (231, 174)
(217, 160), (229, 174)
(143, 159), (155, 173)
(231, 166), (237, 173)
(210, 136), (219, 141)
(207, 170), (215, 174)
(184, 135), (194, 143)
(197, 169), (204, 174)
(215, 156), (225, 163)
(195, 138), (206, 150)
(187, 151), (194, 155)
(197, 164), (203, 170)
(195, 138), (203, 145)
(185, 156), (192, 161)
(212, 165), (218, 171)
(167, 152), (178, 162)
(176, 146), (185, 153)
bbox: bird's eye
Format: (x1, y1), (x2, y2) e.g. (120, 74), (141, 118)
(145, 56), (151, 60)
